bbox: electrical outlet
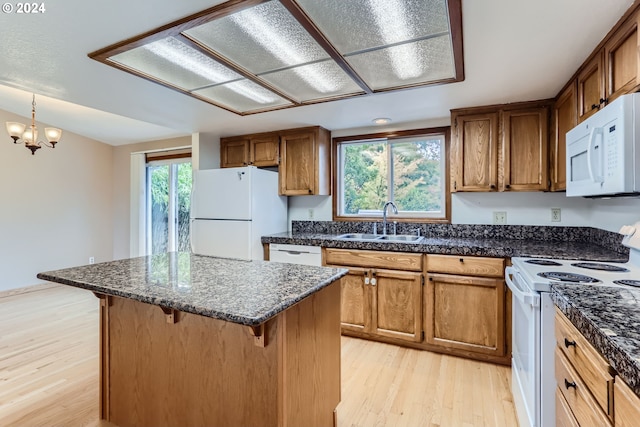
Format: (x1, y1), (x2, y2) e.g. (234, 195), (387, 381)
(89, 257), (95, 264)
(551, 208), (561, 222)
(493, 211), (507, 225)
(308, 208), (314, 219)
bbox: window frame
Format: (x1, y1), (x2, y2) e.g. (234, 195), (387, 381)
(332, 126), (451, 223)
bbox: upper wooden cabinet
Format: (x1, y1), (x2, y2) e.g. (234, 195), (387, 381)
(551, 82), (577, 192)
(576, 11), (640, 123)
(577, 53), (605, 123)
(220, 126), (331, 196)
(502, 106), (549, 191)
(279, 126), (331, 196)
(220, 137), (250, 168)
(604, 13), (639, 103)
(220, 134), (279, 168)
(451, 100), (550, 193)
(450, 112), (499, 191)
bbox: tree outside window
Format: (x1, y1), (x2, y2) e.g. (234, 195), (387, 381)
(336, 129), (448, 219)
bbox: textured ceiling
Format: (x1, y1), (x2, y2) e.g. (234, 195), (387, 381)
(0, 0), (634, 145)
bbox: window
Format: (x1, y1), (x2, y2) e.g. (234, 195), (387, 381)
(146, 157), (192, 254)
(334, 128), (449, 221)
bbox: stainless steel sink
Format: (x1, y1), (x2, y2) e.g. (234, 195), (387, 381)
(336, 233), (382, 241)
(378, 234), (423, 242)
(336, 233), (423, 242)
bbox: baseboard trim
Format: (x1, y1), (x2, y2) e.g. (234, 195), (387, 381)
(0, 282), (62, 299)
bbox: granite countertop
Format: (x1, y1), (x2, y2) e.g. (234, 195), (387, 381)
(263, 232), (628, 262)
(552, 284), (640, 396)
(37, 252), (348, 327)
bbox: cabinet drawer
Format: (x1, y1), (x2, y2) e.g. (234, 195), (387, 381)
(615, 378), (640, 427)
(555, 309), (614, 416)
(426, 254), (505, 277)
(556, 387), (580, 427)
(555, 348), (612, 427)
(324, 248), (422, 272)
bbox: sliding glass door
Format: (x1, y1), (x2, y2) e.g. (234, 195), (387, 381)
(146, 160), (192, 255)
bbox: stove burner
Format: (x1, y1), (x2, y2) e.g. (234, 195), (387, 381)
(537, 271), (601, 283)
(613, 279), (640, 287)
(525, 259), (562, 266)
(570, 262), (629, 272)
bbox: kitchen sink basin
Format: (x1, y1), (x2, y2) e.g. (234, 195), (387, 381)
(336, 233), (423, 242)
(378, 235), (423, 242)
(336, 233), (381, 240)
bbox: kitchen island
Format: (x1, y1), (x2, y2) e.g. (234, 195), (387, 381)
(37, 252), (348, 427)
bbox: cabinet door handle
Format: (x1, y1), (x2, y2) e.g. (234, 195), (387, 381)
(505, 184), (511, 189)
(564, 379), (577, 390)
(459, 258), (464, 263)
(308, 189), (313, 194)
(591, 104), (600, 110)
(564, 338), (576, 348)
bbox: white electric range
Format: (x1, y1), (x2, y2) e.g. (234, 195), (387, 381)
(505, 222), (640, 427)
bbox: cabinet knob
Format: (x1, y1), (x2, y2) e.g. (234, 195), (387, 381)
(564, 338), (576, 348)
(505, 184), (511, 189)
(308, 189), (312, 194)
(490, 184), (496, 189)
(591, 104), (600, 110)
(564, 379), (577, 390)
(459, 258), (464, 263)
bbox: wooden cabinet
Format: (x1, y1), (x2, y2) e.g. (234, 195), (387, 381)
(576, 11), (639, 123)
(450, 112), (499, 191)
(577, 53), (605, 123)
(451, 101), (550, 193)
(220, 137), (249, 168)
(555, 309), (614, 426)
(502, 106), (549, 191)
(220, 134), (279, 168)
(424, 254), (508, 364)
(279, 127), (331, 196)
(220, 126), (331, 196)
(604, 13), (639, 104)
(614, 377), (640, 427)
(324, 248), (423, 343)
(551, 82), (577, 191)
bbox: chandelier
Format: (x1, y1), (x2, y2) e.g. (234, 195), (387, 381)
(5, 95), (62, 155)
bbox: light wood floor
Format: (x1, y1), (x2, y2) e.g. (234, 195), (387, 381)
(0, 285), (518, 427)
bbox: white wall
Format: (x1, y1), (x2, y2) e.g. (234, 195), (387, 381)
(0, 108), (114, 291)
(451, 192), (593, 226)
(588, 197), (640, 232)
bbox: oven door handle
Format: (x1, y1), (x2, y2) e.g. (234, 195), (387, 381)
(505, 266), (540, 307)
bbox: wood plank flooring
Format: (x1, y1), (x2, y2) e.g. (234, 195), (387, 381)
(0, 285), (518, 427)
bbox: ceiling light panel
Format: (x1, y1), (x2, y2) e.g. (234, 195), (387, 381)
(184, 1), (361, 102)
(346, 36), (455, 90)
(109, 37), (242, 91)
(259, 60), (364, 102)
(194, 79), (292, 113)
(294, 0), (456, 88)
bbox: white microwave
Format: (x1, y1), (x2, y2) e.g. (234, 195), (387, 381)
(566, 93), (640, 197)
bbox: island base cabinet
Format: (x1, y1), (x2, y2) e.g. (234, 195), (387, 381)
(97, 281), (341, 427)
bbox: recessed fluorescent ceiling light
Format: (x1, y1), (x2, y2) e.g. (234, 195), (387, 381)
(90, 0), (463, 115)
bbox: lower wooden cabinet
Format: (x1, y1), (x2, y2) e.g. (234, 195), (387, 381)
(425, 272), (505, 358)
(615, 378), (640, 427)
(556, 387), (580, 427)
(325, 248), (423, 343)
(423, 254), (509, 364)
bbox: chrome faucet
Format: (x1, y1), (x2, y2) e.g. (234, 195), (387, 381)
(382, 201), (398, 235)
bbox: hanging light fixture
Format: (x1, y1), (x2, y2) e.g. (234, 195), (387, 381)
(5, 94), (62, 155)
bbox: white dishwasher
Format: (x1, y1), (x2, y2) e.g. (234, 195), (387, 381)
(269, 244), (322, 266)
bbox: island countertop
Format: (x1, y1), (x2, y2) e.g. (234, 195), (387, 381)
(552, 284), (640, 397)
(37, 252), (348, 326)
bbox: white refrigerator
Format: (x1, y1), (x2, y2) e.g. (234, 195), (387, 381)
(190, 166), (288, 260)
